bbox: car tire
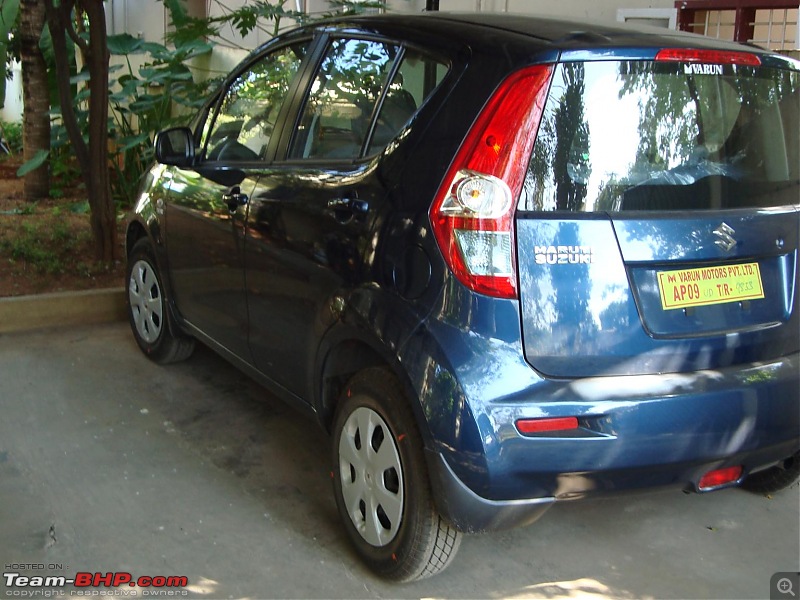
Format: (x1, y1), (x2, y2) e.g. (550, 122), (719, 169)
(126, 238), (195, 364)
(741, 452), (800, 495)
(331, 367), (462, 582)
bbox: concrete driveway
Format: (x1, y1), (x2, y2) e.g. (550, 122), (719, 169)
(1, 322), (798, 599)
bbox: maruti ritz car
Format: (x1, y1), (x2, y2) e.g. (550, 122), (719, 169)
(126, 12), (800, 581)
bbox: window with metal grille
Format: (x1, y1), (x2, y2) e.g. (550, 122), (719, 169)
(675, 1), (799, 52)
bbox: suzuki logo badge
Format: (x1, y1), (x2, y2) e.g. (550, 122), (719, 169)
(713, 222), (737, 252)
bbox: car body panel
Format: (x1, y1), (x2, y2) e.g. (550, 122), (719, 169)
(244, 161), (386, 397)
(162, 167), (255, 360)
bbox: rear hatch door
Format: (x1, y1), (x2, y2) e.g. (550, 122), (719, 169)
(516, 53), (799, 377)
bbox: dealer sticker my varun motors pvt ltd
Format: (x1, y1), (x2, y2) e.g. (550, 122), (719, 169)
(657, 262), (765, 310)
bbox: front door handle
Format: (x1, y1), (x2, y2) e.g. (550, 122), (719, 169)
(223, 187), (249, 212)
(327, 197), (368, 223)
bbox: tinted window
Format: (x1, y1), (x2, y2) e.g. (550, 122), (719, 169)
(289, 38), (398, 160)
(202, 42), (308, 162)
(367, 48), (448, 155)
(521, 61), (800, 212)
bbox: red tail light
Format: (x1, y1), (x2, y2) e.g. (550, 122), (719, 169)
(655, 48), (761, 66)
(430, 64), (554, 299)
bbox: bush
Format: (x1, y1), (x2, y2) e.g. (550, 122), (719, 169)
(0, 120), (22, 155)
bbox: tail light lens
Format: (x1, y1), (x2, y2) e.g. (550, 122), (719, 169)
(430, 64), (554, 299)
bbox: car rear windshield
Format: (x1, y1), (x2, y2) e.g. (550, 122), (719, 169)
(519, 60), (799, 212)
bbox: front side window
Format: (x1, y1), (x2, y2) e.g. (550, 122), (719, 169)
(289, 38), (398, 160)
(203, 42), (308, 162)
(521, 60), (799, 211)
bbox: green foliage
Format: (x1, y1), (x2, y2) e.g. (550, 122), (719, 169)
(0, 218), (72, 274)
(45, 118), (83, 198)
(162, 0), (218, 45)
(102, 0), (309, 208)
(0, 119), (21, 153)
(69, 199), (89, 214)
(106, 31), (217, 207)
(215, 1), (306, 39)
(206, 0), (389, 40)
(16, 148), (49, 176)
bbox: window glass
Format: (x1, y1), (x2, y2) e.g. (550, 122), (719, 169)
(521, 61), (799, 211)
(367, 49), (448, 154)
(289, 38), (397, 160)
(203, 42), (308, 162)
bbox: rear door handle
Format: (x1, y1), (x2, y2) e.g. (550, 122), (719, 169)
(327, 197), (368, 221)
(223, 187), (249, 212)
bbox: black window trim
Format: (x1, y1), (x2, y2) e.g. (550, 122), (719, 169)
(275, 32), (402, 166)
(273, 32), (453, 168)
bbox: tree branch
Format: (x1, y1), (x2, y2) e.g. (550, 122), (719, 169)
(63, 0), (89, 56)
(43, 0), (89, 182)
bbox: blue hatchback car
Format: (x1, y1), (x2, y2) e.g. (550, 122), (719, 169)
(126, 13), (800, 581)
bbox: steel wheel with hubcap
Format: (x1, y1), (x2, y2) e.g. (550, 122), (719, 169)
(126, 238), (194, 364)
(332, 367), (462, 582)
(339, 406), (404, 547)
(129, 257), (164, 344)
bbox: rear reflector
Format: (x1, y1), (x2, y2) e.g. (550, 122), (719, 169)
(655, 48), (761, 67)
(516, 417), (579, 435)
(698, 466), (743, 491)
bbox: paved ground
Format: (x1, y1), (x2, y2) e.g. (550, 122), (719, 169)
(0, 323), (798, 599)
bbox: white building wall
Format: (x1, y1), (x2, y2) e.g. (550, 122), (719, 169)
(106, 0), (165, 42)
(0, 61), (22, 123)
(438, 0), (676, 20)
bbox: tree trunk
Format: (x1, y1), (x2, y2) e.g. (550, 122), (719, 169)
(80, 0), (115, 263)
(45, 0), (117, 263)
(19, 0), (50, 200)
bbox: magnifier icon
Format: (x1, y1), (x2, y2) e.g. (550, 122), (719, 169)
(778, 578), (796, 597)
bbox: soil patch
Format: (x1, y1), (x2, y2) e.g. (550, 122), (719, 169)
(0, 159), (126, 297)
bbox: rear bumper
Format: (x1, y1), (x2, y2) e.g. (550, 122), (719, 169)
(424, 352), (800, 533)
(426, 449), (555, 533)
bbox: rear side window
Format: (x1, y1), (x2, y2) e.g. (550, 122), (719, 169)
(288, 39), (449, 161)
(367, 49), (448, 155)
(289, 38), (398, 160)
(520, 61), (800, 212)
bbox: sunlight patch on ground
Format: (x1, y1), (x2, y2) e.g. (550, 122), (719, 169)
(425, 577), (649, 600)
(184, 576), (219, 595)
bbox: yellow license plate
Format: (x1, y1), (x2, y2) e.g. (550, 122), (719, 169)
(657, 263), (765, 310)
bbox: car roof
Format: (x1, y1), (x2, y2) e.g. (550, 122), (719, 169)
(318, 11), (774, 55)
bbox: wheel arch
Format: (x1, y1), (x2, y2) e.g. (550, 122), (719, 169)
(126, 220), (149, 257)
(125, 218), (188, 341)
(316, 331), (395, 429)
(314, 324), (435, 451)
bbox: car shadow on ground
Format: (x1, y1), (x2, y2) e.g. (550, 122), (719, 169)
(145, 342), (344, 545)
